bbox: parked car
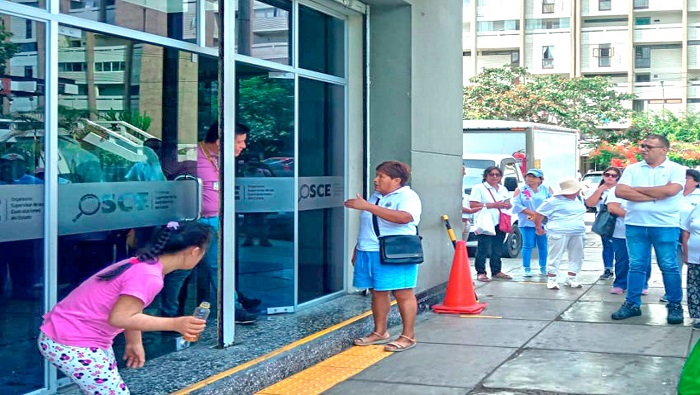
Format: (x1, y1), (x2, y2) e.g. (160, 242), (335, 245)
(581, 171), (603, 194)
(262, 157), (294, 177)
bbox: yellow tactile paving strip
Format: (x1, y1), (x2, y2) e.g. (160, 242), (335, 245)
(255, 345), (391, 395)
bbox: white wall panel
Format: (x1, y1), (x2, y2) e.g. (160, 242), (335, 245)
(581, 0), (630, 16)
(524, 32), (571, 74)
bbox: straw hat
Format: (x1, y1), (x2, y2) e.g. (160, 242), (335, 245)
(555, 177), (582, 195)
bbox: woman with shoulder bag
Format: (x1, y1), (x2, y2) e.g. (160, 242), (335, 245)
(512, 169), (553, 277)
(344, 160), (422, 352)
(469, 166), (513, 282)
(585, 166), (621, 280)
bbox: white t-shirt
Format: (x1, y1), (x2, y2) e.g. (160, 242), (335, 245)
(680, 189), (700, 227)
(356, 186), (422, 252)
(682, 206), (700, 265)
(469, 182), (511, 226)
(617, 158), (686, 227)
(605, 186), (627, 239)
(536, 195), (587, 235)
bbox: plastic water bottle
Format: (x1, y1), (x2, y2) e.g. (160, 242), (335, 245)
(183, 301), (210, 342)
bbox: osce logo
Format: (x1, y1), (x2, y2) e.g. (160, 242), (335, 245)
(72, 192), (149, 222)
(299, 183), (331, 202)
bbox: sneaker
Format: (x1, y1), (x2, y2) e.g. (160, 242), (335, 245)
(599, 269), (613, 280)
(235, 308), (257, 324)
(611, 302), (642, 320)
(523, 268), (533, 278)
(565, 276), (582, 288)
(610, 287), (625, 295)
(539, 266), (547, 276)
(547, 276), (559, 290)
(667, 303), (684, 325)
(659, 295), (668, 302)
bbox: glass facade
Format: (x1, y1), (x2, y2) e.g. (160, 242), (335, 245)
(0, 0), (354, 393)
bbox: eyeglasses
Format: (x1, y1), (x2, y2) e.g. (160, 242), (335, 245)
(487, 173), (502, 177)
(640, 144), (663, 150)
(603, 173), (618, 178)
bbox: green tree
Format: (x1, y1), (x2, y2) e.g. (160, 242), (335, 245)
(237, 75), (294, 157)
(463, 65), (634, 138)
(0, 23), (19, 76)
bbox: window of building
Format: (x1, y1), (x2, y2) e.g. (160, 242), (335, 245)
(542, 46), (554, 69)
(542, 0), (555, 14)
(476, 20), (520, 32)
(25, 19), (32, 39)
(599, 0), (611, 11)
(634, 0), (649, 9)
(635, 17), (651, 26)
(635, 73), (651, 82)
(635, 46), (650, 68)
(595, 44), (612, 67)
(511, 51), (520, 65)
(24, 66), (32, 77)
(58, 62), (87, 72)
(526, 18), (570, 30)
(632, 99), (645, 112)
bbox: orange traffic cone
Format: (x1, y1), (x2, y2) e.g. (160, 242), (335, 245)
(432, 240), (487, 314)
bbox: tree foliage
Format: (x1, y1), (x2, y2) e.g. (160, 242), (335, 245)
(0, 23), (19, 76)
(237, 76), (294, 158)
(463, 65), (634, 138)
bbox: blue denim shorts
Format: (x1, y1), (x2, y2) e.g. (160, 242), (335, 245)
(353, 250), (418, 291)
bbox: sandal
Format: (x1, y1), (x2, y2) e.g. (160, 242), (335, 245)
(494, 272), (512, 280)
(477, 274), (490, 282)
(354, 331), (390, 346)
(384, 335), (417, 352)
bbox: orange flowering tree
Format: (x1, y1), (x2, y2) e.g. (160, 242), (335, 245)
(588, 142), (641, 169)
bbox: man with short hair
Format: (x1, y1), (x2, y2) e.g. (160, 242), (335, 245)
(611, 134), (686, 324)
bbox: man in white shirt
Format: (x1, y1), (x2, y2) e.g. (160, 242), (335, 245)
(611, 134), (686, 325)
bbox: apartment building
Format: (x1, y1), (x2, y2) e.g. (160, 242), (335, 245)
(463, 0), (700, 114)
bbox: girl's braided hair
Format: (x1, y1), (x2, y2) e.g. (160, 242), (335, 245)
(97, 220), (214, 281)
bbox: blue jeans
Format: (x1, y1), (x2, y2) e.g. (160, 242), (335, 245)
(601, 235), (614, 270)
(625, 225), (682, 307)
(611, 237), (651, 290)
(520, 226), (547, 270)
(159, 216), (219, 316)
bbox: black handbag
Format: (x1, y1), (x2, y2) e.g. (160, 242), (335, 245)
(592, 204), (617, 238)
(372, 198), (424, 265)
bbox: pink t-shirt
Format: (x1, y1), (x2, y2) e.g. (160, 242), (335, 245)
(40, 258), (164, 349)
(197, 145), (219, 218)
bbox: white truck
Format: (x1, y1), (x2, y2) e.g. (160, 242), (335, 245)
(462, 120), (579, 258)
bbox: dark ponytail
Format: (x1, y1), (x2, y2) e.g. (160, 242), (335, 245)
(98, 221), (214, 281)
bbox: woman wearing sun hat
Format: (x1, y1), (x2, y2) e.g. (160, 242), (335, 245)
(512, 169), (553, 277)
(533, 177), (587, 290)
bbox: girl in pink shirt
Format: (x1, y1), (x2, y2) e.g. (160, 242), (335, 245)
(38, 220), (213, 394)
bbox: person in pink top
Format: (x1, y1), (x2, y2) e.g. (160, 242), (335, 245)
(38, 221), (213, 394)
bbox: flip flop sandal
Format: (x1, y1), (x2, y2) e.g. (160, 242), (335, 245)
(477, 274), (490, 282)
(354, 331), (390, 346)
(494, 272), (512, 280)
(384, 335), (417, 352)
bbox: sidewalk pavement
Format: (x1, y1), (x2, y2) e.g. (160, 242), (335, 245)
(324, 233), (697, 395)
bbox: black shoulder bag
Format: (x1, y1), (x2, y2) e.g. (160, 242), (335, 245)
(591, 203), (617, 238)
(372, 198), (424, 265)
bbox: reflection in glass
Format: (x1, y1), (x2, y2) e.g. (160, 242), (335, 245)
(299, 4), (345, 77)
(236, 62), (294, 310)
(0, 14), (46, 395)
(298, 78), (344, 303)
(55, 27), (219, 372)
(61, 0), (202, 43)
(236, 0), (292, 65)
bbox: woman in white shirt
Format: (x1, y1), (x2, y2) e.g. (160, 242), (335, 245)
(469, 166), (513, 282)
(682, 205), (700, 329)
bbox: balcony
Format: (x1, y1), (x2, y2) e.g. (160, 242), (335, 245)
(634, 24), (683, 43)
(476, 32), (521, 49)
(633, 81), (682, 100)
